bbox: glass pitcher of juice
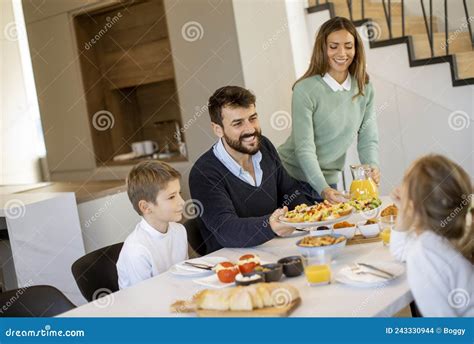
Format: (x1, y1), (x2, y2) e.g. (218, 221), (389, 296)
(349, 164), (379, 200)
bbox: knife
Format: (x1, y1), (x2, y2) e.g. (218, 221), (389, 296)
(357, 263), (395, 278)
(183, 262), (214, 270)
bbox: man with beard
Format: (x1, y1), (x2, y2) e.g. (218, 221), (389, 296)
(189, 86), (308, 253)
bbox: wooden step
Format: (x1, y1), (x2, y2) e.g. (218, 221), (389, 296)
(372, 16), (440, 40)
(412, 32), (473, 59)
(330, 0), (402, 20)
(455, 51), (474, 79)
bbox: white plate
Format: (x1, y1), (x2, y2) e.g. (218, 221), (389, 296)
(335, 262), (405, 288)
(170, 256), (227, 277)
(278, 212), (353, 229)
(192, 274), (235, 289)
(276, 229), (308, 238)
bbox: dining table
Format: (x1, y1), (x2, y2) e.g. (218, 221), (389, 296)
(61, 196), (413, 317)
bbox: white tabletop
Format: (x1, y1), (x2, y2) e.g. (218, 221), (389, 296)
(62, 196), (413, 317)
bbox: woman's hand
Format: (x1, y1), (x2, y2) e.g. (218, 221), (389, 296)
(322, 187), (350, 204)
(390, 185), (402, 208)
(369, 166), (380, 185)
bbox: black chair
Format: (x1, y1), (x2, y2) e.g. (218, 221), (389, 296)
(71, 242), (123, 302)
(183, 218), (207, 256)
(410, 301), (423, 317)
(0, 285), (75, 317)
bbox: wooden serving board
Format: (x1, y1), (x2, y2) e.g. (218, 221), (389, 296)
(196, 298), (301, 317)
(347, 234), (382, 245)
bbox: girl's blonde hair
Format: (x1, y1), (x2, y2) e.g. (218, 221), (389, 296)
(402, 154), (473, 261)
(293, 16), (369, 98)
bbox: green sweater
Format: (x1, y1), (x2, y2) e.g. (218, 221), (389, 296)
(278, 74), (379, 194)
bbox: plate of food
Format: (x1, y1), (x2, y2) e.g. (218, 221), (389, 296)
(279, 201), (353, 228)
(192, 254), (269, 288)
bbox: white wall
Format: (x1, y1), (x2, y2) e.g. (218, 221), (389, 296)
(288, 5), (473, 195)
(163, 0), (245, 198)
(1, 0), (44, 184)
(232, 0), (297, 148)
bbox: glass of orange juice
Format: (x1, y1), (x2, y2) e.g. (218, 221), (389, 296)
(380, 215), (396, 246)
(380, 227), (391, 246)
(303, 255), (331, 286)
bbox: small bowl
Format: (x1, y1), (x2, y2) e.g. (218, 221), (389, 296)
(277, 256), (304, 277)
(253, 263), (283, 282)
(332, 225), (356, 239)
(310, 225), (333, 237)
(357, 221), (381, 238)
(380, 215), (397, 226)
(296, 234), (347, 258)
(235, 273), (264, 286)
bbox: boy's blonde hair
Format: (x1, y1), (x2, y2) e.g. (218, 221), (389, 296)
(402, 154), (473, 261)
(127, 160), (181, 215)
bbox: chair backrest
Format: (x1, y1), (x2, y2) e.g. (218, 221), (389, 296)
(0, 285), (75, 317)
(71, 242), (123, 302)
(183, 218), (207, 256)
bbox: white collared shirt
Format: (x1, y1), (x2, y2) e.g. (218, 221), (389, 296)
(117, 218), (188, 289)
(213, 138), (263, 187)
(322, 73), (351, 92)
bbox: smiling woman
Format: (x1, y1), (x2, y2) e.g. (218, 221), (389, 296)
(278, 16), (380, 205)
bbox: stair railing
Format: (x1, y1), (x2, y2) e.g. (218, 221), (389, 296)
(462, 0), (474, 47)
(339, 0), (473, 58)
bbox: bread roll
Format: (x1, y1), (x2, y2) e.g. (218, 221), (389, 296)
(170, 283), (300, 313)
(229, 287), (253, 311)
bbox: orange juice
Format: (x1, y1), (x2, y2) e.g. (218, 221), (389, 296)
(305, 264), (331, 285)
(350, 178), (379, 200)
(380, 228), (391, 245)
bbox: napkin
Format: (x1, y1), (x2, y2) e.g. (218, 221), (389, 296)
(338, 265), (389, 283)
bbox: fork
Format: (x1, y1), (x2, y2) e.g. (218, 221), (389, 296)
(350, 264), (390, 279)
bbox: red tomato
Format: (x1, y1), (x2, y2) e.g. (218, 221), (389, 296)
(238, 262), (257, 274)
(238, 254), (260, 274)
(215, 262), (239, 283)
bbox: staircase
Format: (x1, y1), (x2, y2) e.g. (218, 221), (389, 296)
(307, 0), (474, 86)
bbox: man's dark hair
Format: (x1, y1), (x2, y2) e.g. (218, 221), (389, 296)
(208, 86), (256, 126)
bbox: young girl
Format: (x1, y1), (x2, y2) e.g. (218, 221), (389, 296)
(278, 16), (380, 204)
(390, 154), (473, 317)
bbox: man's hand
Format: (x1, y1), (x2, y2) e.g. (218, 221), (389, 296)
(322, 187), (350, 204)
(269, 206), (295, 237)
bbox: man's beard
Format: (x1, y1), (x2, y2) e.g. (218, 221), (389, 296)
(223, 129), (262, 155)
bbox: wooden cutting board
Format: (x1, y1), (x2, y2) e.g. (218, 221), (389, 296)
(196, 298), (301, 317)
(347, 234), (382, 245)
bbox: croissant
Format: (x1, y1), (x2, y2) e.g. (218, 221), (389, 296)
(170, 283), (299, 313)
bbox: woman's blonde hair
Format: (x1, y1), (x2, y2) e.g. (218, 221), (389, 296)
(401, 154), (473, 261)
(294, 16), (369, 98)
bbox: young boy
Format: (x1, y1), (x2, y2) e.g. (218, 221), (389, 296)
(117, 161), (188, 289)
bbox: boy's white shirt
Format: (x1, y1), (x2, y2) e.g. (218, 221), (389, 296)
(117, 218), (188, 289)
(390, 229), (474, 317)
